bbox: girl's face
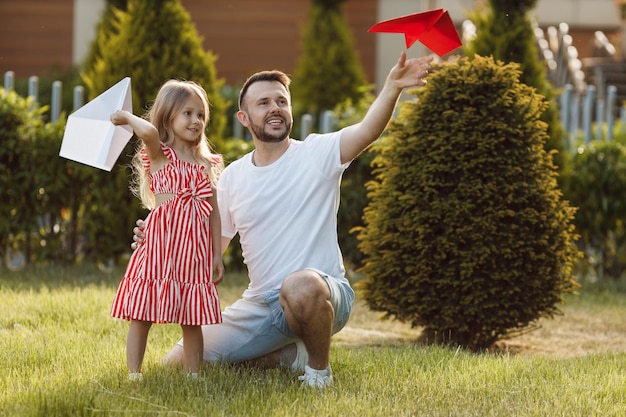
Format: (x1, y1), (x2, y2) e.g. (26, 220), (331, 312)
(171, 95), (206, 144)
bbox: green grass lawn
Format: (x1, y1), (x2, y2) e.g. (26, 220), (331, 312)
(1, 264), (625, 416)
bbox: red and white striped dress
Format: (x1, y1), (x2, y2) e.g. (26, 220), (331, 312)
(111, 143), (222, 326)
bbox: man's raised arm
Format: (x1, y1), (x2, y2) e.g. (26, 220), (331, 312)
(339, 52), (433, 164)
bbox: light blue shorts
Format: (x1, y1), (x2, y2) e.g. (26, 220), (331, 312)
(179, 270), (354, 363)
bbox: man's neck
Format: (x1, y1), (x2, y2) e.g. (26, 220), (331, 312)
(251, 139), (290, 167)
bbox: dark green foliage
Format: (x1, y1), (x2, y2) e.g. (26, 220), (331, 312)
(565, 141), (626, 280)
(466, 0), (566, 172)
(313, 0), (344, 8)
(291, 0), (367, 131)
(0, 89), (88, 264)
(490, 0), (537, 14)
(334, 87), (376, 269)
(0, 89), (43, 259)
(356, 56), (580, 351)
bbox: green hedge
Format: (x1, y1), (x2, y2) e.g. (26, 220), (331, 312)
(564, 138), (626, 280)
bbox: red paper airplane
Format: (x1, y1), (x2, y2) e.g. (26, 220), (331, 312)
(368, 9), (463, 57)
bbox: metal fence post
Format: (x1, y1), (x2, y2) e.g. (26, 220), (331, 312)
(607, 85), (617, 141)
(28, 76), (39, 109)
(301, 114), (313, 139)
(320, 110), (335, 133)
(582, 85), (595, 145)
(595, 99), (604, 140)
(51, 80), (62, 122)
(4, 71), (14, 91)
(571, 93), (580, 147)
(73, 85), (84, 111)
(560, 84), (573, 150)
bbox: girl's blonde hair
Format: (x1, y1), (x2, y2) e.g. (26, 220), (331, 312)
(131, 80), (224, 209)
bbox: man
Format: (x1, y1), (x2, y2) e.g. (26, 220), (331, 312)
(133, 51), (432, 388)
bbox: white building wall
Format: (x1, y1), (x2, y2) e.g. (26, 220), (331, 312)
(73, 0), (105, 65)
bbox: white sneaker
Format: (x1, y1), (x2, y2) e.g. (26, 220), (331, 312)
(291, 340), (309, 372)
(298, 365), (333, 388)
(128, 372), (143, 382)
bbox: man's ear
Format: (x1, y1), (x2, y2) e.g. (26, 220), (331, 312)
(237, 110), (249, 127)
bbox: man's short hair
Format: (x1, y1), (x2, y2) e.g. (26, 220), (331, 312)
(238, 70), (291, 110)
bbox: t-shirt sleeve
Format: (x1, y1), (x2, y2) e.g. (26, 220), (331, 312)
(303, 128), (349, 177)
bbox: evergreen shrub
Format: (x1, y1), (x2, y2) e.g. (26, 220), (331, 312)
(356, 56), (580, 350)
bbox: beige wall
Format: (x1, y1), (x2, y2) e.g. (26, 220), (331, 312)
(73, 0), (105, 65)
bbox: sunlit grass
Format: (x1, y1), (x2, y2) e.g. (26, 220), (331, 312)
(1, 264), (625, 416)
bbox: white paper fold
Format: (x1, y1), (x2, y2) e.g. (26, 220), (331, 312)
(59, 77), (133, 171)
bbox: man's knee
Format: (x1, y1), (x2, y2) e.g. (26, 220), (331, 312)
(280, 271), (334, 330)
(281, 270), (330, 304)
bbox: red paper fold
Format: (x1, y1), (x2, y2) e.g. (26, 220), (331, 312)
(368, 8), (463, 57)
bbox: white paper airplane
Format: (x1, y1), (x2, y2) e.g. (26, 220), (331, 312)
(59, 77), (133, 171)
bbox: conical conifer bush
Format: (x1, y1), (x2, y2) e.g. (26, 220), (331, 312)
(82, 0), (226, 140)
(356, 56), (579, 351)
(291, 0), (367, 129)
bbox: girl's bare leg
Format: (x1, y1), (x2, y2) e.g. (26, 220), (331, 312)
(127, 320), (152, 373)
(181, 325), (203, 374)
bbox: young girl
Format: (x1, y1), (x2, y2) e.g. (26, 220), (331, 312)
(110, 80), (224, 380)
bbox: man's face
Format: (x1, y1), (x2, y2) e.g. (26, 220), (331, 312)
(239, 80), (293, 143)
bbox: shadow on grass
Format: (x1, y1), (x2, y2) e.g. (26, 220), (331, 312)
(0, 263), (252, 292)
(0, 263), (124, 291)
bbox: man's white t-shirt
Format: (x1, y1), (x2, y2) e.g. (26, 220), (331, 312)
(217, 129), (350, 300)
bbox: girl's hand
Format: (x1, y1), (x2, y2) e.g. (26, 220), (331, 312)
(110, 110), (130, 126)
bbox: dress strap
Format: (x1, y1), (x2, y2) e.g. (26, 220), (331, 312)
(160, 142), (177, 161)
(210, 154), (222, 166)
(140, 147), (150, 171)
(139, 142), (177, 171)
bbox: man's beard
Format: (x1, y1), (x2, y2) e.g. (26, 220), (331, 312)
(249, 117), (291, 143)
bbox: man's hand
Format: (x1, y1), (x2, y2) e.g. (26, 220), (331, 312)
(387, 51), (433, 91)
(213, 256), (225, 285)
(131, 219), (145, 250)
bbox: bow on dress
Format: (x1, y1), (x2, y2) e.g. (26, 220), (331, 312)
(176, 177), (213, 222)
